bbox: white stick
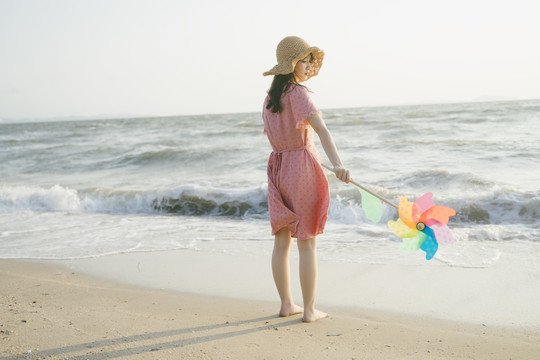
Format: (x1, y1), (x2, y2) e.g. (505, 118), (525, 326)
(321, 164), (399, 210)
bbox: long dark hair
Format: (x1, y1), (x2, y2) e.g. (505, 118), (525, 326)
(266, 53), (314, 113)
(266, 73), (298, 113)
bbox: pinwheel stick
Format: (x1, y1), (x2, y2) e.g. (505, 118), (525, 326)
(321, 163), (399, 210)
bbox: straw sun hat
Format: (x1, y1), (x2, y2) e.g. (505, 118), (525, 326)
(263, 36), (324, 80)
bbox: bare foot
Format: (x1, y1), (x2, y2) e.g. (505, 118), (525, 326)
(302, 309), (329, 323)
(279, 304), (304, 317)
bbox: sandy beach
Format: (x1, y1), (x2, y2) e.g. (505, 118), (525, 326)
(1, 250), (539, 359)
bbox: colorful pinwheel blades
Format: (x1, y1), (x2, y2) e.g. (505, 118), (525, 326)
(387, 192), (456, 260)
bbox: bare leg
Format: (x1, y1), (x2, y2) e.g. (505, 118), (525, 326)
(297, 237), (328, 322)
(272, 227), (303, 317)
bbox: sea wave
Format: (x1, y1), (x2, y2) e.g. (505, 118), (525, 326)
(389, 169), (493, 189)
(0, 184), (269, 217)
(1, 183), (538, 227)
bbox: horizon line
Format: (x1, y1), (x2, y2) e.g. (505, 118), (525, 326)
(1, 97), (538, 124)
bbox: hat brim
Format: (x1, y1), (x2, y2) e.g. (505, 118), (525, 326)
(263, 46), (324, 79)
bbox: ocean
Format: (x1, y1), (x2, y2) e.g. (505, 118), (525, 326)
(1, 99), (539, 268)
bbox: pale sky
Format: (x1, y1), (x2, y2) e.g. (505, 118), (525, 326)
(1, 0), (539, 120)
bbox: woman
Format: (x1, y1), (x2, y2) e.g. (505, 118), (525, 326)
(262, 36), (351, 322)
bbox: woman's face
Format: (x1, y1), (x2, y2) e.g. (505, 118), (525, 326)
(294, 54), (312, 82)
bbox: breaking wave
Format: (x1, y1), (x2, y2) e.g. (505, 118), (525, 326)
(1, 182), (538, 228)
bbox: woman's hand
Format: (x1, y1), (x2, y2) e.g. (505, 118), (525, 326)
(333, 165), (352, 183)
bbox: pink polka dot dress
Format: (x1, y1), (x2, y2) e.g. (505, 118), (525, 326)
(263, 84), (330, 240)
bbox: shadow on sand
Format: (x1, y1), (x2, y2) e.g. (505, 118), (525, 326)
(2, 314), (302, 359)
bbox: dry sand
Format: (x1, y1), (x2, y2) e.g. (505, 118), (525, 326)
(1, 258), (539, 360)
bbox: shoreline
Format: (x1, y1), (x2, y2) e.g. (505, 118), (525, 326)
(54, 248), (540, 329)
(1, 258), (539, 360)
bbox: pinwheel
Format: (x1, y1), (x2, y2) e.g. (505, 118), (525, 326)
(387, 192), (456, 260)
(322, 164), (456, 260)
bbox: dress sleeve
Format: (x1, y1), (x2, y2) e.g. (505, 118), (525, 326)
(289, 85), (321, 129)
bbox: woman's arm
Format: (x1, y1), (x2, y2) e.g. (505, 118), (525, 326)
(308, 112), (351, 183)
